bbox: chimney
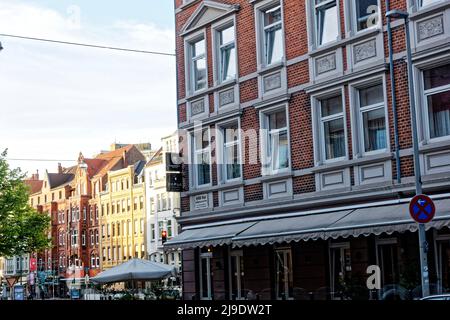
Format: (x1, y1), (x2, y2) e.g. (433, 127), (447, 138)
(58, 163), (63, 174)
(32, 170), (39, 180)
(123, 150), (127, 167)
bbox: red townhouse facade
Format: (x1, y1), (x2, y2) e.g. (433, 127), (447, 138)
(167, 0), (450, 300)
(27, 145), (145, 297)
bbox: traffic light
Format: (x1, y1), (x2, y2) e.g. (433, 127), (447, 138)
(161, 230), (167, 244)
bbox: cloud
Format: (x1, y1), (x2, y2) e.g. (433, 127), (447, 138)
(0, 1), (177, 175)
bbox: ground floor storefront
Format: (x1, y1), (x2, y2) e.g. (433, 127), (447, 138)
(180, 230), (450, 300)
(168, 197), (450, 300)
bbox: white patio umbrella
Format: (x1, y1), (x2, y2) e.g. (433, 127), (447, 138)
(91, 259), (177, 284)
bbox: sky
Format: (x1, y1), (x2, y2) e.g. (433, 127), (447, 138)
(0, 0), (176, 176)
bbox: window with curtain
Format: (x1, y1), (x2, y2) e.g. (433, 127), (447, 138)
(320, 95), (345, 160)
(193, 128), (211, 186)
(355, 0), (379, 31)
(424, 64), (450, 139)
(191, 38), (207, 91)
(315, 0), (338, 46)
(218, 25), (236, 82)
(358, 84), (387, 152)
(222, 123), (241, 181)
(263, 109), (289, 172)
(263, 3), (283, 65)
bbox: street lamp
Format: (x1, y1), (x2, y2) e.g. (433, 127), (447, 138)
(386, 9), (430, 298)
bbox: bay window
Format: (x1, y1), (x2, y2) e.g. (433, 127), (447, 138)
(262, 107), (289, 173)
(423, 64), (450, 140)
(190, 37), (207, 92)
(218, 25), (236, 82)
(354, 0), (379, 31)
(192, 128), (211, 186)
(319, 95), (346, 161)
(263, 3), (283, 65)
(315, 0), (339, 46)
(358, 83), (387, 153)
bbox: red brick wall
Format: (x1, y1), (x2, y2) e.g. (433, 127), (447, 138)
(177, 0), (418, 215)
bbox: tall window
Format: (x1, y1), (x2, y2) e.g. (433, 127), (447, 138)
(358, 84), (387, 152)
(221, 123), (241, 181)
(315, 0), (339, 46)
(90, 231), (94, 245)
(263, 108), (289, 173)
(167, 220), (173, 237)
(150, 224), (155, 241)
(354, 0), (379, 31)
(82, 231), (86, 246)
(190, 37), (207, 91)
(71, 229), (78, 246)
(423, 64), (450, 139)
(218, 25), (236, 82)
(192, 128), (211, 186)
(275, 249), (293, 299)
(320, 95), (346, 160)
(263, 3), (283, 65)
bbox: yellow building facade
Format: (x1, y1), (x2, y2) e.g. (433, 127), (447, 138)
(99, 161), (146, 270)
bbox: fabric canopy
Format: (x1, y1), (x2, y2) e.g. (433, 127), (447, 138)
(233, 197), (450, 247)
(91, 259), (176, 284)
(165, 197), (450, 249)
(163, 221), (256, 249)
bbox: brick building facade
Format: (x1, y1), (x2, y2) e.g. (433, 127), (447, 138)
(27, 145), (145, 296)
(168, 0), (450, 300)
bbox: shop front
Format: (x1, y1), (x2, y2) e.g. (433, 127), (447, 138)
(166, 197), (450, 300)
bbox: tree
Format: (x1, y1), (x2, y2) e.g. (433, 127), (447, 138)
(0, 149), (51, 257)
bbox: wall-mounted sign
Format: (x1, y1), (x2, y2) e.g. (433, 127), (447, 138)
(166, 172), (183, 192)
(166, 152), (183, 172)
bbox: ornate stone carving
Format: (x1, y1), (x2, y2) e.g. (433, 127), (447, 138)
(316, 54), (336, 75)
(263, 72), (282, 92)
(354, 39), (377, 63)
(219, 88), (235, 107)
(418, 16), (444, 41)
(190, 99), (205, 116)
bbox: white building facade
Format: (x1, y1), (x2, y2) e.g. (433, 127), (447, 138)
(145, 132), (181, 271)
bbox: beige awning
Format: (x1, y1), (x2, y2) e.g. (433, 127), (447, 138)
(232, 198), (450, 247)
(163, 221), (256, 250)
(164, 197), (450, 249)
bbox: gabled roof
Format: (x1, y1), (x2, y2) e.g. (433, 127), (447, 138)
(24, 179), (43, 195)
(47, 172), (74, 189)
(92, 145), (134, 179)
(181, 0), (240, 35)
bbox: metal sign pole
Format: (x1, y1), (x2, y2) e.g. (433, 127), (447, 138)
(404, 16), (430, 298)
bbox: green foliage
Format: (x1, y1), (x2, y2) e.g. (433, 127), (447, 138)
(0, 149), (51, 256)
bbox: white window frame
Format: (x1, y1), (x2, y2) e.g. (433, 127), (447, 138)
(312, 87), (349, 165)
(416, 0), (446, 10)
(350, 76), (390, 157)
(185, 30), (208, 96)
(212, 17), (238, 86)
(216, 118), (243, 184)
(260, 104), (291, 176)
(255, 0), (286, 69)
(189, 127), (212, 188)
(348, 0), (381, 35)
(308, 0), (341, 49)
(420, 63), (450, 143)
